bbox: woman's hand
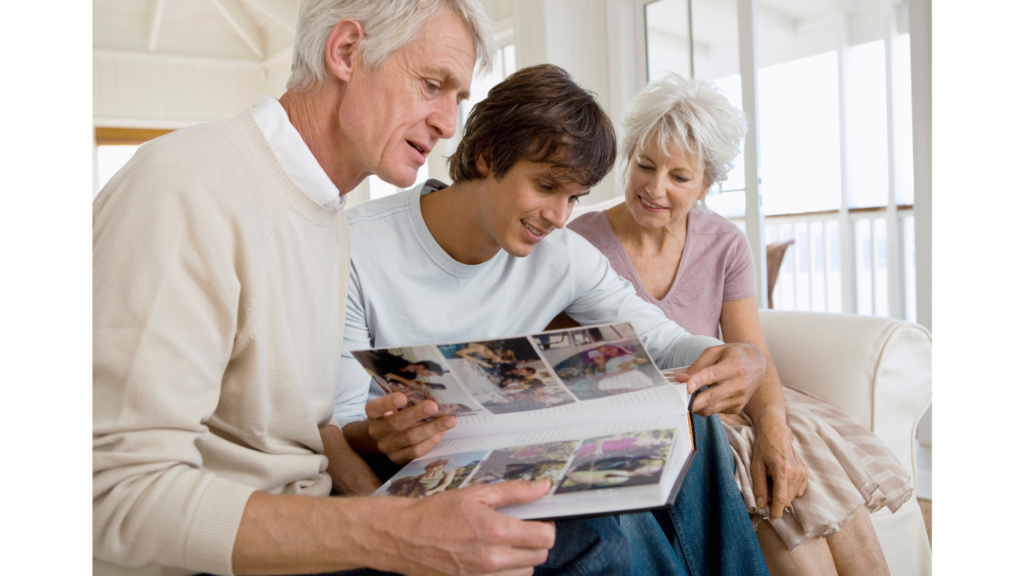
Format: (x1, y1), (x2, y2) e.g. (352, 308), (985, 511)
(750, 412), (808, 520)
(675, 342), (766, 416)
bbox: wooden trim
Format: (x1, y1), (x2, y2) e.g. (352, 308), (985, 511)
(95, 127), (175, 145)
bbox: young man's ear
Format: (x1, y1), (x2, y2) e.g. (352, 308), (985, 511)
(324, 19), (365, 83)
(474, 151), (493, 178)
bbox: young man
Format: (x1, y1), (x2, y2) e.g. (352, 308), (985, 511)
(335, 64), (771, 575)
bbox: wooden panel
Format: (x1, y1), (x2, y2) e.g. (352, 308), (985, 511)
(95, 127), (175, 145)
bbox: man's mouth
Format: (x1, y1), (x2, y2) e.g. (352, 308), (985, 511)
(406, 140), (428, 160)
(522, 220), (548, 241)
(638, 195), (668, 211)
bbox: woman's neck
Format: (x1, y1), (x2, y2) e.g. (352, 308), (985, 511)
(606, 202), (690, 257)
(420, 180), (502, 265)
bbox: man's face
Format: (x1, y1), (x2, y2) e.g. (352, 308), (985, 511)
(477, 160), (590, 258)
(339, 10), (476, 187)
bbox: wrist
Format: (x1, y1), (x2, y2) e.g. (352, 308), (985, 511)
(749, 407), (788, 430)
(330, 495), (408, 572)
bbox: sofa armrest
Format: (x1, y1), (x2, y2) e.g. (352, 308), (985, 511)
(758, 310), (932, 486)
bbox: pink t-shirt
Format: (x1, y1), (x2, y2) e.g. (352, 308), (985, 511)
(568, 210), (756, 339)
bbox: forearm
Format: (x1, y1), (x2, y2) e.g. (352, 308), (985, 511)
(742, 358), (787, 427)
(321, 424), (381, 495)
(342, 420), (382, 457)
(232, 492), (401, 575)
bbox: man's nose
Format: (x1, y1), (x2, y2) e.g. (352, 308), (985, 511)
(544, 199), (574, 230)
(428, 96), (458, 140)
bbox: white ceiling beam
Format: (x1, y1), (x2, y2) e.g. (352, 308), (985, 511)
(94, 48), (264, 69)
(209, 0), (266, 59)
(757, 4), (799, 35)
(147, 0), (167, 52)
(240, 0), (297, 34)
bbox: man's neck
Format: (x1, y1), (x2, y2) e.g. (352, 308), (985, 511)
(420, 180), (501, 265)
(278, 88), (368, 195)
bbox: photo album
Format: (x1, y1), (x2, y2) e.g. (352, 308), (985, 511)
(352, 322), (697, 520)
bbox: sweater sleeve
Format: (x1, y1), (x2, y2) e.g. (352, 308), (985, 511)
(562, 231), (723, 369)
(335, 257), (373, 427)
(93, 152), (256, 575)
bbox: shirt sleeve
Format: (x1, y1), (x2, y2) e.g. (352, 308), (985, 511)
(334, 258), (373, 427)
(562, 231), (723, 369)
(722, 229), (758, 302)
(93, 153), (255, 575)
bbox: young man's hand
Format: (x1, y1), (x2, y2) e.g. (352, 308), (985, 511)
(673, 343), (766, 417)
(362, 392), (457, 463)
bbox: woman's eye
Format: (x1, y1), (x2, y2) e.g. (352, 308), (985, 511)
(673, 175), (689, 183)
(637, 163), (653, 171)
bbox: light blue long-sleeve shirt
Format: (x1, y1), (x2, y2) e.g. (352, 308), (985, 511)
(334, 181), (722, 426)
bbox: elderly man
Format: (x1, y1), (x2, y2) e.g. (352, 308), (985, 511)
(93, 1), (628, 575)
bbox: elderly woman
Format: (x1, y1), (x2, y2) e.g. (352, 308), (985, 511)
(567, 73), (913, 575)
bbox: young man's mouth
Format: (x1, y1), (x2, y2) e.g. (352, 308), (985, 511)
(522, 220), (548, 242)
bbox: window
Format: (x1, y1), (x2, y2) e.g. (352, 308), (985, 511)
(95, 128), (173, 196)
(845, 40), (889, 209)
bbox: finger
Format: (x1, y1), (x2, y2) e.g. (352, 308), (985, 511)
(689, 381), (744, 416)
(365, 393), (408, 419)
(386, 429), (449, 463)
(376, 412), (455, 452)
(684, 354), (732, 393)
(471, 547), (551, 573)
(770, 470), (790, 521)
(477, 479), (553, 509)
(673, 347), (722, 385)
(373, 400), (443, 436)
(751, 456), (769, 511)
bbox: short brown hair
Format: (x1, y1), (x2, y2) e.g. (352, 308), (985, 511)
(448, 64), (616, 188)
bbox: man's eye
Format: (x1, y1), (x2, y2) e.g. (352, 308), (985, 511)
(569, 196), (581, 204)
(539, 183), (554, 191)
(425, 80), (441, 93)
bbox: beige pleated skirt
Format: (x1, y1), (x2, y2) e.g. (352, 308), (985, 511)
(721, 386), (914, 550)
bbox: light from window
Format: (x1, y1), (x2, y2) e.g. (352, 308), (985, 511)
(846, 40), (889, 208)
(758, 52), (841, 216)
(892, 34), (915, 205)
(97, 145), (141, 195)
(645, 0), (691, 82)
(368, 163), (428, 200)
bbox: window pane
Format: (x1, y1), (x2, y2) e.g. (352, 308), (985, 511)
(775, 223), (794, 310)
(794, 222), (809, 311)
(872, 217), (888, 317)
(368, 175), (396, 200)
(846, 40), (889, 208)
(892, 34), (915, 205)
(712, 74), (745, 193)
(825, 220), (842, 312)
(810, 221), (826, 312)
(645, 0), (691, 82)
(854, 218), (873, 315)
(97, 144), (141, 193)
(903, 215), (917, 322)
(758, 52), (841, 215)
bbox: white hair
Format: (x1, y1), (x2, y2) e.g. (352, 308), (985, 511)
(620, 73), (747, 194)
(287, 0), (496, 92)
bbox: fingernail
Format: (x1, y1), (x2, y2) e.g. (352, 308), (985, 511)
(424, 403), (437, 415)
(444, 417), (456, 428)
(757, 497), (764, 509)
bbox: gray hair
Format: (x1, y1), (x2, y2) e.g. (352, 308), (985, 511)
(620, 73), (747, 195)
(287, 0), (496, 92)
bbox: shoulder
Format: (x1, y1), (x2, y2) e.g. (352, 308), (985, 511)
(690, 209), (746, 240)
(347, 189), (414, 228)
(566, 210), (616, 249)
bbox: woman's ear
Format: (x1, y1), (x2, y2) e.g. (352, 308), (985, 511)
(324, 19), (365, 83)
(698, 184), (711, 201)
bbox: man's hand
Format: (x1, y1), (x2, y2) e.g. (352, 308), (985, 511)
(376, 480), (556, 576)
(365, 392), (457, 463)
(674, 343), (766, 417)
(320, 424), (381, 495)
(750, 412), (808, 520)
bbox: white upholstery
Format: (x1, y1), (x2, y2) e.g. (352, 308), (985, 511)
(759, 310), (932, 576)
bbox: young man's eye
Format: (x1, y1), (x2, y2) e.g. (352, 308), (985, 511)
(538, 183), (554, 191)
(569, 196), (581, 204)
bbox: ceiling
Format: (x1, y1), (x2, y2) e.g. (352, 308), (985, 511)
(94, 0), (300, 62)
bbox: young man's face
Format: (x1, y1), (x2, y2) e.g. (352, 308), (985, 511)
(339, 9), (476, 187)
(477, 159), (590, 258)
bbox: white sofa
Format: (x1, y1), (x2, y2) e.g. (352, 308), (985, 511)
(759, 310), (932, 576)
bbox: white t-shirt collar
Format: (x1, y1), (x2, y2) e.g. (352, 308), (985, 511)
(251, 94), (345, 210)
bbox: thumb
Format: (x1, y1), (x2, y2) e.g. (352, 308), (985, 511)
(477, 479), (552, 509)
(681, 346), (724, 393)
(751, 456), (769, 512)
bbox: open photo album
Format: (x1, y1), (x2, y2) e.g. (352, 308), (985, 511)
(352, 322), (697, 520)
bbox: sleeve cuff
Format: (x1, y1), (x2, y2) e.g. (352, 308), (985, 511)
(184, 476), (257, 576)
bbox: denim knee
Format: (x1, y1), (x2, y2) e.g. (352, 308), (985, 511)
(536, 515), (631, 576)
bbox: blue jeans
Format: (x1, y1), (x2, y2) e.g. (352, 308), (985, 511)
(297, 515), (631, 576)
(621, 414), (769, 576)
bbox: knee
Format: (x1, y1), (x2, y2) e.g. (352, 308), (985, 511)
(539, 516), (632, 576)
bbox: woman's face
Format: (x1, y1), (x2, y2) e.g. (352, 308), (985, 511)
(623, 139), (709, 230)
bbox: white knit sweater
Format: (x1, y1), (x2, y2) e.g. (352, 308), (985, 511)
(93, 108), (350, 576)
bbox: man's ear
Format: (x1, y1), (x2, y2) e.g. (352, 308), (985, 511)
(324, 19), (365, 83)
(474, 150), (493, 178)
